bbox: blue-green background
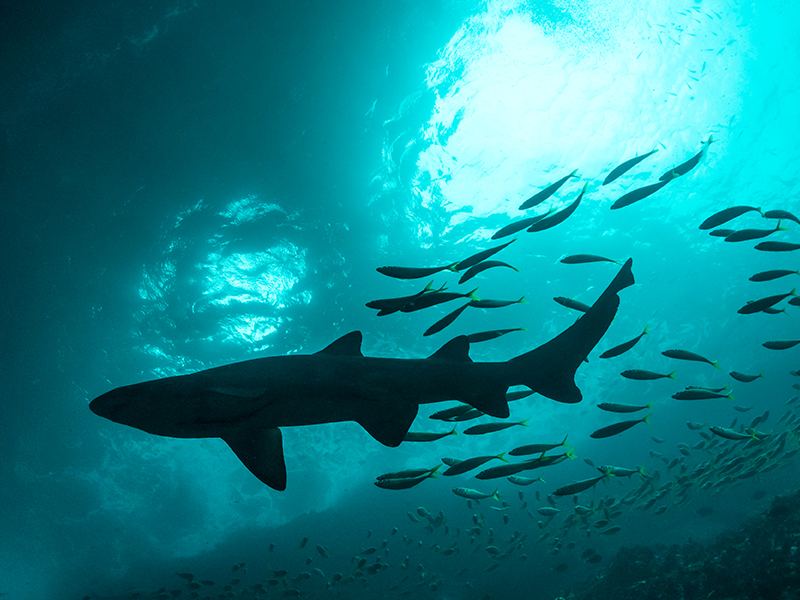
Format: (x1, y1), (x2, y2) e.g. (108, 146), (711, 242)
(2, 1), (799, 598)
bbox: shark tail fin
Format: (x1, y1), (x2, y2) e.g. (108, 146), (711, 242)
(508, 258), (634, 403)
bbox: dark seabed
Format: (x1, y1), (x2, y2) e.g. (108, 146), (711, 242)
(2, 1), (800, 599)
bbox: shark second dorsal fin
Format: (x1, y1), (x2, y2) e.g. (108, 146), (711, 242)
(317, 331), (363, 356)
(357, 403), (419, 447)
(223, 427), (287, 491)
(428, 336), (472, 362)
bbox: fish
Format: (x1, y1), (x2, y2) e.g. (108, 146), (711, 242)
(492, 212), (552, 240)
(730, 371), (763, 383)
(749, 269), (800, 282)
(724, 221), (787, 242)
(469, 297), (527, 309)
(519, 169), (579, 210)
(610, 176), (674, 210)
(429, 404), (473, 420)
(458, 260), (519, 284)
(597, 401), (653, 413)
(597, 465), (647, 477)
(377, 264), (457, 279)
(454, 239), (516, 272)
(710, 228), (736, 237)
(367, 281), (445, 315)
(375, 472), (438, 490)
(463, 420), (529, 435)
(602, 148), (659, 185)
(687, 421), (705, 430)
(90, 259), (635, 490)
(509, 434), (569, 456)
(554, 297), (591, 313)
(763, 209), (800, 225)
(452, 487), (501, 501)
(661, 349), (720, 369)
(599, 526), (623, 535)
(404, 429), (457, 442)
(553, 475), (606, 496)
(537, 506), (561, 516)
(423, 303), (470, 337)
(442, 454), (508, 476)
(658, 135), (714, 180)
(507, 475), (545, 486)
(672, 389), (734, 401)
(402, 288), (479, 312)
(560, 254), (621, 265)
(527, 182), (587, 231)
(737, 289), (795, 314)
(466, 328), (527, 344)
(590, 414), (651, 438)
(621, 369), (677, 380)
(754, 241), (800, 252)
(376, 465), (440, 480)
(708, 426), (757, 441)
(699, 205), (762, 230)
(599, 324), (650, 358)
(763, 340), (800, 350)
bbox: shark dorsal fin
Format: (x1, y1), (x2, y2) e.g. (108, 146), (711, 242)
(317, 331), (363, 356)
(223, 427), (287, 491)
(429, 336), (472, 362)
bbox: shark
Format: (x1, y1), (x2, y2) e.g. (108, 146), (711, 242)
(90, 258), (634, 490)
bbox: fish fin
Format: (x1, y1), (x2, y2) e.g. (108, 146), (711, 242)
(223, 427), (287, 491)
(429, 336), (472, 362)
(668, 371), (678, 380)
(508, 259), (634, 403)
(357, 404), (419, 447)
(317, 331), (363, 356)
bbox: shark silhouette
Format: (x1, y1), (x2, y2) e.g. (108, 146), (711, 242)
(90, 259), (634, 490)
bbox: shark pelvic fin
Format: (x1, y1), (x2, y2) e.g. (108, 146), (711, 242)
(356, 403), (419, 447)
(317, 331), (363, 356)
(223, 427), (287, 491)
(428, 336), (472, 362)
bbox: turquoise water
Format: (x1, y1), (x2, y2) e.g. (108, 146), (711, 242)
(2, 1), (799, 598)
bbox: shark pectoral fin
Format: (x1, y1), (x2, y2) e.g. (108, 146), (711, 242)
(317, 331), (363, 356)
(356, 404), (419, 447)
(467, 389), (510, 419)
(223, 427), (287, 491)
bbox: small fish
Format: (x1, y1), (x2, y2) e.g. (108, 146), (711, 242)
(755, 241), (800, 252)
(553, 475), (606, 496)
(402, 288), (479, 312)
(455, 239), (516, 272)
(466, 328), (526, 344)
(423, 303), (469, 337)
(404, 429), (457, 442)
(430, 403), (473, 420)
(560, 254), (621, 265)
(590, 414), (651, 439)
(375, 472), (438, 490)
(507, 475), (545, 486)
(733, 405), (753, 412)
(599, 325), (650, 359)
(443, 408), (484, 422)
(687, 421), (705, 430)
(708, 426), (757, 441)
(763, 340), (800, 350)
(492, 212), (552, 240)
(610, 176), (674, 210)
(458, 260), (519, 284)
(367, 281), (445, 315)
(709, 228), (736, 237)
(763, 209), (800, 225)
(699, 205), (762, 230)
(597, 401), (653, 413)
(662, 349), (720, 369)
(749, 269), (800, 282)
(725, 221), (787, 242)
(658, 135), (714, 181)
(602, 148), (659, 185)
(527, 182), (587, 231)
(519, 169), (579, 210)
(464, 420), (529, 435)
(599, 525), (623, 535)
(738, 289), (795, 314)
(469, 297), (526, 309)
(730, 371), (763, 383)
(376, 465), (440, 480)
(443, 454), (508, 476)
(377, 264), (457, 280)
(554, 296), (591, 313)
(597, 465), (647, 477)
(509, 434), (570, 456)
(537, 506), (561, 516)
(621, 369), (677, 381)
(452, 487), (501, 501)
(672, 389), (734, 401)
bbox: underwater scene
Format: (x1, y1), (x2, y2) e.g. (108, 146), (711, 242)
(2, 0), (800, 598)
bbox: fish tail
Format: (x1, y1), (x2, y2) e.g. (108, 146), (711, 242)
(638, 465), (649, 477)
(646, 401), (654, 410)
(431, 464), (441, 474)
(643, 324), (650, 335)
(519, 419), (530, 427)
(727, 392), (736, 402)
(712, 361), (722, 371)
(643, 413), (652, 425)
(570, 168), (579, 178)
(507, 259), (634, 403)
(497, 452), (509, 463)
(445, 262), (459, 272)
(492, 489), (501, 502)
(466, 288), (480, 301)
(560, 433), (569, 448)
(517, 297), (527, 304)
(668, 370), (678, 380)
(566, 448), (577, 460)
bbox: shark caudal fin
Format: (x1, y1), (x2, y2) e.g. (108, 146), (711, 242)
(509, 258), (634, 403)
